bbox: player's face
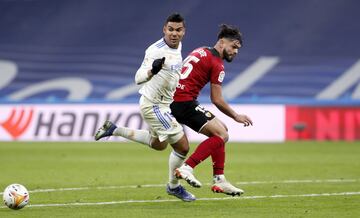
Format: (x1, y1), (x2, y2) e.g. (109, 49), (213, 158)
(163, 22), (185, 49)
(222, 39), (241, 62)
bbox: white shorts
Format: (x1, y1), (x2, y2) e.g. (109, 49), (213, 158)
(139, 95), (184, 144)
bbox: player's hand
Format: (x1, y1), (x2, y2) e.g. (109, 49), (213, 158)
(151, 57), (165, 75)
(234, 114), (253, 127)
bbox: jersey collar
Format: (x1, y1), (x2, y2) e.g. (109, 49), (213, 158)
(207, 47), (221, 58)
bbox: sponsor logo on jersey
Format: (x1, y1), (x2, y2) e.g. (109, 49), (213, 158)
(195, 48), (207, 57)
(218, 71), (225, 82)
(176, 83), (185, 90)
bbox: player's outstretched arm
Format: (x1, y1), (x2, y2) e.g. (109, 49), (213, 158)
(210, 83), (253, 127)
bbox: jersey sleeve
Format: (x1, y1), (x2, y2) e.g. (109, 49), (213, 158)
(135, 47), (161, 84)
(209, 59), (225, 85)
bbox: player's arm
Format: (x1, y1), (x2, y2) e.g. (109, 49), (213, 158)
(135, 68), (154, 85)
(135, 49), (165, 85)
(210, 83), (253, 126)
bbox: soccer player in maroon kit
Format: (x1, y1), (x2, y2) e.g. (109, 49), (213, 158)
(170, 24), (253, 196)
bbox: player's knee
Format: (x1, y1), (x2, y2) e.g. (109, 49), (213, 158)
(154, 145), (167, 151)
(205, 119), (229, 142)
(223, 124), (229, 132)
(207, 129), (229, 143)
(216, 131), (229, 143)
(150, 141), (168, 151)
(175, 145), (189, 155)
(170, 135), (190, 156)
(224, 136), (229, 143)
(221, 133), (229, 143)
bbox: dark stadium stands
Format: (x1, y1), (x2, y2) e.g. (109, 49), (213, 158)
(0, 0), (359, 104)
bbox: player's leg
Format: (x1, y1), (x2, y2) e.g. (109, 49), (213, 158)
(171, 135), (202, 188)
(171, 101), (224, 187)
(95, 120), (168, 150)
(168, 133), (188, 189)
(153, 103), (196, 201)
(199, 118), (228, 176)
(175, 135), (223, 188)
(95, 96), (168, 150)
(200, 118), (244, 196)
(165, 134), (196, 202)
(199, 118), (229, 142)
(172, 102), (225, 169)
(172, 101), (243, 195)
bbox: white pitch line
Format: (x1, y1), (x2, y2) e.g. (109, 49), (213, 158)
(30, 184), (166, 193)
(0, 179), (358, 195)
(1, 191), (359, 209)
(236, 178), (359, 185)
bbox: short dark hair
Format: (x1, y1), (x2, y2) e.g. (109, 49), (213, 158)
(165, 13), (185, 26)
(217, 24), (243, 45)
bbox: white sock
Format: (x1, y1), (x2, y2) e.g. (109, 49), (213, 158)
(168, 150), (186, 189)
(213, 174), (226, 183)
(181, 163), (194, 172)
(113, 127), (151, 146)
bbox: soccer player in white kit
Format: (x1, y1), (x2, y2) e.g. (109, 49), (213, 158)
(95, 13), (200, 202)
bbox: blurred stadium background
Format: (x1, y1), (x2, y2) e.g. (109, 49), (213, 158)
(0, 0), (360, 217)
(0, 0), (359, 142)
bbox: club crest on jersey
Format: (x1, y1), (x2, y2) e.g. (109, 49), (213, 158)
(171, 63), (182, 71)
(218, 71), (225, 82)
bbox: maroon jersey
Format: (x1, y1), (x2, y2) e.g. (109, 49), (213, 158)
(174, 47), (225, 102)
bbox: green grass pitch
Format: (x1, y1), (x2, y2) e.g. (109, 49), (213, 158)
(0, 141), (359, 217)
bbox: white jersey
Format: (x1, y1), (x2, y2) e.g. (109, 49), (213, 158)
(135, 38), (183, 104)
